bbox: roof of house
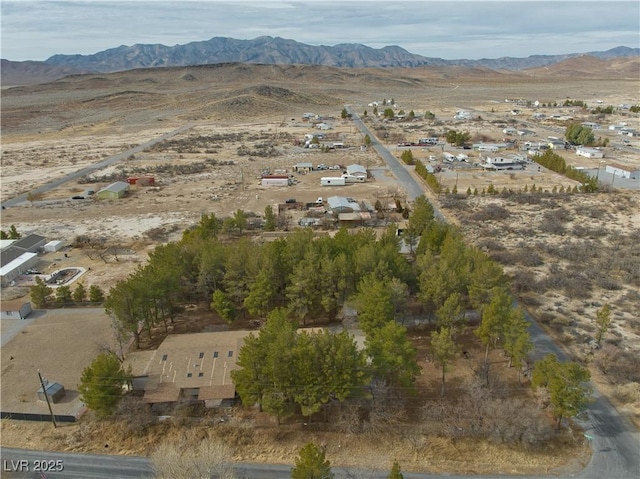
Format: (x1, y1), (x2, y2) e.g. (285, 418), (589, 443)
(327, 196), (361, 212)
(11, 234), (46, 251)
(346, 164), (367, 175)
(0, 240), (17, 250)
(606, 163), (640, 172)
(295, 162), (313, 168)
(126, 330), (251, 404)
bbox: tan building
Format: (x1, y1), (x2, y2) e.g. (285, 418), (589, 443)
(126, 330), (250, 408)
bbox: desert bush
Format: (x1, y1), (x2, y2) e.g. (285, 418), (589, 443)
(470, 205), (510, 221)
(114, 396), (158, 436)
(476, 239), (505, 251)
(613, 383), (640, 405)
(512, 247), (544, 267)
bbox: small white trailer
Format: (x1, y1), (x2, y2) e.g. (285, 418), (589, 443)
(321, 177), (346, 186)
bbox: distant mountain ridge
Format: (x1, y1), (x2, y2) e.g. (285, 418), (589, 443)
(40, 36), (639, 73)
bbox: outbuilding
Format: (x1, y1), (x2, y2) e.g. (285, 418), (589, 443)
(96, 181), (130, 200)
(0, 301), (33, 320)
(44, 240), (64, 253)
(293, 162), (313, 173)
(261, 175), (290, 187)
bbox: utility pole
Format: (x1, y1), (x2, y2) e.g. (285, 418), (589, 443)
(38, 370), (57, 428)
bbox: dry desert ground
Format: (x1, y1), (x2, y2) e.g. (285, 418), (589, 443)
(1, 61), (639, 472)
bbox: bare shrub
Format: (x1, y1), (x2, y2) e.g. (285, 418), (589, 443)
(613, 383), (640, 405)
(477, 239), (505, 251)
(471, 205), (510, 221)
(113, 396), (158, 436)
(152, 435), (235, 479)
(512, 247), (544, 267)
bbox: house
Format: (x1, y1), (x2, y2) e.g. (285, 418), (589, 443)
(127, 176), (155, 186)
(327, 196), (361, 214)
(341, 174), (365, 183)
(502, 127), (517, 135)
(483, 156), (524, 171)
(605, 163), (640, 180)
(316, 123), (332, 130)
(11, 234), (47, 253)
(0, 301), (33, 320)
(293, 162), (313, 173)
(321, 177), (346, 186)
(346, 164), (367, 178)
(582, 122), (601, 130)
(576, 147), (604, 159)
(96, 181), (129, 200)
(261, 175), (290, 187)
(125, 331), (250, 408)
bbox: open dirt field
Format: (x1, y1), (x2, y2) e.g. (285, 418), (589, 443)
(1, 61), (638, 470)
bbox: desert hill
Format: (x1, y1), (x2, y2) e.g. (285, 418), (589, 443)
(524, 54), (640, 78)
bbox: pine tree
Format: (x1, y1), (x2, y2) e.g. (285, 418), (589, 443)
(291, 442), (334, 479)
(78, 352), (130, 417)
(387, 460), (404, 479)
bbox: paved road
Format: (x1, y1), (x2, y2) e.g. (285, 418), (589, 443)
(345, 107), (445, 221)
(0, 125), (192, 209)
(0, 446), (580, 479)
(347, 106), (640, 479)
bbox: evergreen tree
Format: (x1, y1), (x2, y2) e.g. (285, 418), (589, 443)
(72, 282), (87, 303)
(55, 285), (72, 304)
(30, 276), (53, 308)
(595, 303), (611, 347)
(264, 204), (277, 231)
(291, 442), (334, 479)
(387, 460), (404, 479)
(431, 327), (457, 397)
(211, 290), (237, 323)
(88, 284), (105, 303)
(78, 352), (130, 417)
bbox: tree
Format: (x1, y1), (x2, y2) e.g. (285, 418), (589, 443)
(30, 276), (53, 308)
(366, 321), (420, 388)
(565, 123), (595, 145)
(88, 284), (105, 303)
(264, 204), (277, 231)
(233, 209), (248, 235)
(531, 354), (591, 429)
(595, 303), (611, 347)
(475, 287), (512, 384)
(55, 285), (72, 304)
(78, 352), (130, 417)
(383, 107), (395, 119)
(72, 283), (87, 302)
(431, 327), (457, 397)
(8, 225), (21, 239)
(211, 289), (237, 323)
(364, 134), (372, 146)
(291, 442), (334, 479)
(387, 460), (404, 479)
(341, 108), (349, 119)
(501, 307), (533, 380)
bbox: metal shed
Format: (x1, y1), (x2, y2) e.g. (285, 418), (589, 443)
(96, 181), (130, 200)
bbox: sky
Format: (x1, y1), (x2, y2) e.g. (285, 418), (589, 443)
(1, 0), (639, 61)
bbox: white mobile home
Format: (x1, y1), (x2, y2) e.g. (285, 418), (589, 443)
(341, 174), (365, 183)
(321, 177), (346, 186)
(261, 175), (290, 187)
(576, 147), (604, 159)
(605, 164), (640, 180)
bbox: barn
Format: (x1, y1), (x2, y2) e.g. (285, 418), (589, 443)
(96, 181), (130, 199)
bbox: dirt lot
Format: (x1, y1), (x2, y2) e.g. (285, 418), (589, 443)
(0, 62), (638, 471)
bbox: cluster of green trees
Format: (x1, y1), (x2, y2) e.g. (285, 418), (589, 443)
(445, 130), (471, 147)
(232, 309), (367, 422)
(414, 160), (441, 193)
(400, 150), (415, 165)
(590, 105), (615, 115)
(565, 123), (595, 146)
(562, 99), (587, 108)
(30, 277), (104, 308)
(630, 105), (640, 113)
(533, 149), (598, 192)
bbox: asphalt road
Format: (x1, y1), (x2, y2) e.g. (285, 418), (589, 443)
(0, 124), (192, 209)
(345, 107), (445, 221)
(346, 107), (640, 479)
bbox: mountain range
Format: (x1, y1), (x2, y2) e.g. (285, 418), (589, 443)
(2, 36), (638, 85)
